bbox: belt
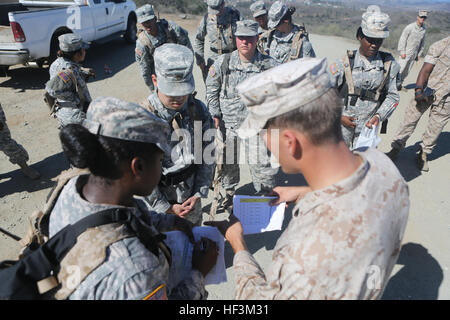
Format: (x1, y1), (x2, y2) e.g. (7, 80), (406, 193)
(159, 164), (197, 187)
(210, 48), (233, 54)
(349, 87), (378, 101)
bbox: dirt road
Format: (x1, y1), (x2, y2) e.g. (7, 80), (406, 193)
(0, 14), (448, 300)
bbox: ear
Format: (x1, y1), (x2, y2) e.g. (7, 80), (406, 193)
(281, 130), (302, 160)
(130, 157), (145, 180)
(151, 74), (158, 89)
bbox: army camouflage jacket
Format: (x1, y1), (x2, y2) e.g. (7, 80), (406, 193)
(205, 50), (278, 130)
(46, 57), (92, 109)
(135, 20), (193, 91)
(193, 7), (241, 65)
(144, 92), (215, 213)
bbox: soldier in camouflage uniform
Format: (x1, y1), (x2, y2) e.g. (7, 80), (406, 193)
(329, 5), (400, 149)
(0, 102), (40, 179)
(207, 58), (410, 300)
(50, 96), (217, 300)
(45, 34), (93, 128)
(206, 20), (279, 209)
(387, 36), (449, 172)
(193, 0), (241, 81)
(258, 1), (316, 64)
(135, 4), (193, 92)
(397, 10), (428, 88)
(142, 44), (215, 226)
(250, 1), (268, 36)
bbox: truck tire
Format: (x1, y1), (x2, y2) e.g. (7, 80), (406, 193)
(124, 15), (137, 44)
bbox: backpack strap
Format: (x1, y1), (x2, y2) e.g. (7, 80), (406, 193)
(257, 29), (275, 55)
(19, 168), (89, 251)
(138, 31), (154, 53)
(289, 27), (305, 61)
(343, 50), (356, 95)
(375, 51), (393, 101)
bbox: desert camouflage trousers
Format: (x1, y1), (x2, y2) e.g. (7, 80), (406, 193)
(398, 55), (416, 83)
(0, 104), (29, 165)
(391, 96), (450, 154)
(221, 129), (278, 194)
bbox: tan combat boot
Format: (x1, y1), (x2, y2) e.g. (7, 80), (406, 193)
(18, 162), (41, 180)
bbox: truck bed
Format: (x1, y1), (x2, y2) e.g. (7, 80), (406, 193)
(0, 25), (13, 43)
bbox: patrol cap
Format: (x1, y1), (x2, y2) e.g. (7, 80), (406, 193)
(137, 4), (156, 24)
(82, 97), (171, 154)
(58, 34), (89, 52)
(236, 58), (332, 139)
(235, 20), (259, 37)
(418, 10), (428, 17)
(250, 1), (268, 18)
(268, 1), (288, 29)
(207, 0), (224, 14)
(154, 43), (195, 97)
(361, 5), (390, 39)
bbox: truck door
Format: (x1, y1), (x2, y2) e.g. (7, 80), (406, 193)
(104, 0), (127, 34)
(89, 0), (110, 39)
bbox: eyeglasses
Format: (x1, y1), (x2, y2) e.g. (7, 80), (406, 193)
(419, 16), (427, 19)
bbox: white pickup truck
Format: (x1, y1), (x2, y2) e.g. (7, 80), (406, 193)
(0, 0), (137, 72)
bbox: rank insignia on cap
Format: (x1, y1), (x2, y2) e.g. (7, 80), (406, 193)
(330, 63), (338, 75)
(57, 71), (70, 83)
(135, 48), (143, 56)
(209, 65), (216, 78)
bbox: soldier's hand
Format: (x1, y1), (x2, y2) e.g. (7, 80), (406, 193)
(173, 216), (195, 244)
(198, 62), (206, 71)
(181, 196), (200, 212)
(192, 237), (219, 277)
(415, 89), (428, 103)
(205, 215), (246, 253)
(365, 115), (380, 129)
(341, 116), (357, 128)
(268, 186), (312, 206)
(401, 54), (406, 59)
(213, 117), (220, 129)
(167, 204), (190, 218)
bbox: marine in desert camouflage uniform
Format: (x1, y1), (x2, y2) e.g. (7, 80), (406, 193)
(397, 10), (428, 87)
(387, 36), (450, 172)
(207, 57), (410, 300)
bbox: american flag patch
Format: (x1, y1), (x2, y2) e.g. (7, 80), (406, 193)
(58, 71), (70, 83)
(135, 48), (143, 56)
(330, 63), (338, 75)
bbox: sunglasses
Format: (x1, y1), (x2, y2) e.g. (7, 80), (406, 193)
(419, 16), (427, 19)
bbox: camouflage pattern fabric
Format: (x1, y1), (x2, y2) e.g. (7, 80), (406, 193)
(0, 103), (29, 165)
(193, 6), (241, 67)
(391, 37), (450, 154)
(135, 20), (193, 92)
(329, 50), (400, 148)
(143, 93), (215, 226)
(397, 22), (426, 82)
(233, 148), (410, 299)
(49, 175), (207, 300)
(206, 50), (279, 192)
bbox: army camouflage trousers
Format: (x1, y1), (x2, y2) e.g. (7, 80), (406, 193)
(0, 105), (29, 165)
(222, 129), (278, 193)
(391, 96), (450, 154)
